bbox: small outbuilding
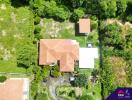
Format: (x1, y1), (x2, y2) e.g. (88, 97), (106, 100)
(79, 19), (90, 35)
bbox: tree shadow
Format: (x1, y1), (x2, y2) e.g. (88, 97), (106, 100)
(11, 0), (29, 8)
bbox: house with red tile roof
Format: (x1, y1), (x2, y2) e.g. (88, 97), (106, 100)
(39, 39), (79, 72)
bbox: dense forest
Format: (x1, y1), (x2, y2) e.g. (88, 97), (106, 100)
(1, 0), (131, 21)
(0, 0), (132, 100)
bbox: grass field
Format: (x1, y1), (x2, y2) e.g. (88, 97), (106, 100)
(40, 18), (86, 47)
(0, 3), (34, 73)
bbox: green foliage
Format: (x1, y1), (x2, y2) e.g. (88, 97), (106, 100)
(50, 65), (61, 77)
(34, 1), (70, 21)
(68, 90), (75, 97)
(0, 76), (7, 83)
(126, 15), (132, 22)
(16, 42), (37, 68)
(71, 8), (84, 22)
(99, 0), (117, 18)
(91, 20), (98, 30)
(116, 0), (127, 16)
(31, 80), (39, 97)
(125, 29), (132, 48)
(34, 25), (41, 34)
(101, 58), (117, 99)
(126, 65), (132, 84)
(101, 23), (124, 49)
(34, 16), (41, 25)
(87, 31), (99, 46)
(91, 69), (99, 78)
(35, 92), (48, 100)
(42, 66), (50, 80)
(125, 0), (132, 22)
(73, 74), (87, 87)
(77, 95), (94, 100)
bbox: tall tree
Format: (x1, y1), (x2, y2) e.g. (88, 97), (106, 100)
(99, 0), (117, 18)
(116, 0), (127, 16)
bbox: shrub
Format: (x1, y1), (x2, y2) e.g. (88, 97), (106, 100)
(34, 25), (41, 34)
(35, 92), (48, 100)
(71, 8), (84, 22)
(16, 43), (37, 69)
(91, 20), (98, 30)
(50, 65), (61, 77)
(126, 15), (132, 23)
(72, 74), (87, 87)
(0, 76), (7, 83)
(34, 16), (41, 25)
(68, 90), (75, 97)
(77, 95), (94, 100)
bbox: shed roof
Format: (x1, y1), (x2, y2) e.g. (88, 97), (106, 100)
(79, 19), (90, 33)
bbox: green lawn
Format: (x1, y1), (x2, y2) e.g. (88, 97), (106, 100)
(40, 18), (86, 47)
(0, 3), (34, 73)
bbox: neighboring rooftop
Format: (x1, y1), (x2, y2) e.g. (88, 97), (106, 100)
(79, 19), (90, 34)
(0, 78), (29, 100)
(39, 39), (79, 72)
(79, 48), (98, 68)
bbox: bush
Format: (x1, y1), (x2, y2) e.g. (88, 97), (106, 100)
(0, 76), (7, 83)
(50, 65), (61, 77)
(72, 74), (87, 87)
(91, 20), (98, 30)
(35, 93), (48, 100)
(68, 90), (75, 97)
(34, 25), (41, 34)
(126, 15), (132, 23)
(77, 95), (94, 100)
(16, 42), (37, 69)
(34, 16), (41, 25)
(71, 8), (84, 22)
(42, 67), (49, 81)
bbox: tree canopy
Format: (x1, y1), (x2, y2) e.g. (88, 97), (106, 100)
(16, 42), (37, 68)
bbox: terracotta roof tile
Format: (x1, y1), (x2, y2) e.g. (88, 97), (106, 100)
(79, 19), (90, 33)
(0, 79), (24, 100)
(39, 39), (79, 72)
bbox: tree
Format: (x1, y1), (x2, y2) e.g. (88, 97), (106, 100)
(124, 0), (132, 22)
(71, 8), (84, 22)
(116, 0), (127, 16)
(101, 23), (125, 49)
(16, 42), (37, 68)
(73, 74), (87, 87)
(99, 0), (117, 18)
(34, 0), (70, 21)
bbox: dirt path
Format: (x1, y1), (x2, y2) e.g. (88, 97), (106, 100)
(46, 74), (70, 100)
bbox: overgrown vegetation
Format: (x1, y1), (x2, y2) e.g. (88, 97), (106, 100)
(0, 0), (132, 100)
(100, 21), (132, 99)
